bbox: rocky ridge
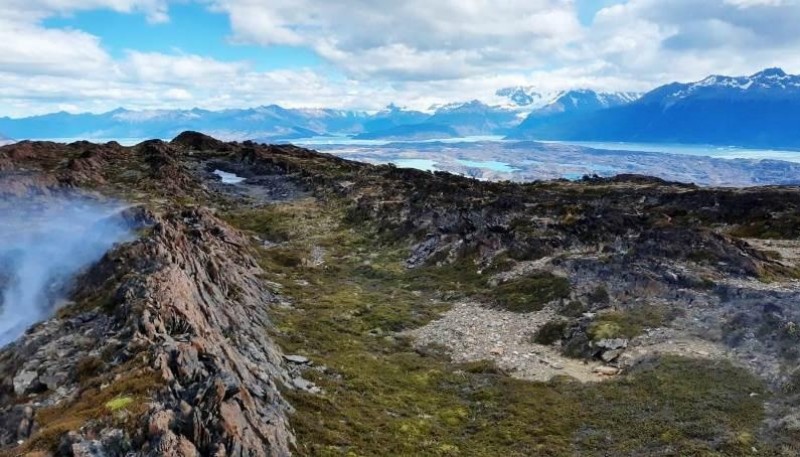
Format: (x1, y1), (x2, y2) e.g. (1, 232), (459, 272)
(0, 132), (800, 454)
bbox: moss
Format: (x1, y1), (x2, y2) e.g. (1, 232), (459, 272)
(730, 216), (800, 239)
(588, 306), (670, 341)
(105, 396), (135, 412)
(687, 249), (717, 264)
(22, 363), (161, 453)
(489, 273), (571, 313)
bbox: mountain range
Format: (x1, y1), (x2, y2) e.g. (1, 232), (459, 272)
(508, 68), (800, 148)
(0, 90), (638, 143)
(1, 68), (799, 148)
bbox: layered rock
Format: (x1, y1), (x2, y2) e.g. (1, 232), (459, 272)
(0, 205), (295, 456)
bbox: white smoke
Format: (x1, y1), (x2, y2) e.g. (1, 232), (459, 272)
(0, 197), (134, 347)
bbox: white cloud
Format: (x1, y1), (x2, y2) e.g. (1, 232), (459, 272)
(2, 0), (800, 117)
(0, 19), (111, 76)
(0, 0), (170, 23)
(211, 0), (584, 79)
(724, 0), (785, 7)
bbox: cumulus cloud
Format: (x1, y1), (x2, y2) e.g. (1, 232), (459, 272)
(587, 0), (800, 82)
(1, 0), (800, 116)
(211, 0), (583, 80)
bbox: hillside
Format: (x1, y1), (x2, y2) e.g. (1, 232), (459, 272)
(1, 133), (800, 455)
(509, 68), (800, 148)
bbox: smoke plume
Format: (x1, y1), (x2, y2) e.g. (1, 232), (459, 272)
(0, 196), (134, 347)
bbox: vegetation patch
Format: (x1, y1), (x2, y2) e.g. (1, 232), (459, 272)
(20, 362), (160, 453)
(105, 396), (135, 412)
(489, 273), (571, 313)
(730, 216), (800, 240)
(222, 197), (772, 456)
(588, 306), (671, 341)
(533, 319), (570, 345)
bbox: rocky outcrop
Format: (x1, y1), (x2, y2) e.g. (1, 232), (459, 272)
(0, 206), (295, 456)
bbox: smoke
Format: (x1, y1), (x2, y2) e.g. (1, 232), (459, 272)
(0, 196), (134, 347)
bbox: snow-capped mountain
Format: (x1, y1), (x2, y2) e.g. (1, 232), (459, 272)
(527, 90), (640, 117)
(3, 69), (799, 147)
(640, 68), (800, 106)
(495, 87), (640, 112)
(494, 87), (561, 109)
(508, 68), (800, 148)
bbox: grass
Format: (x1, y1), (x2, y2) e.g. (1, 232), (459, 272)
(587, 306), (672, 341)
(221, 198), (773, 456)
(488, 273), (571, 313)
(16, 361), (160, 454)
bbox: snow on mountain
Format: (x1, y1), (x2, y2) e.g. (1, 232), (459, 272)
(531, 90), (641, 116)
(495, 87), (640, 113)
(494, 87), (562, 110)
(640, 68), (800, 106)
(508, 68), (800, 148)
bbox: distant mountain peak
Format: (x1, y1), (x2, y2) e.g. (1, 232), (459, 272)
(508, 68), (800, 148)
(752, 67), (787, 79)
(434, 99), (494, 113)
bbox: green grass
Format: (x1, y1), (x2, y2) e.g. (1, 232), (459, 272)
(222, 198), (772, 457)
(587, 306), (672, 341)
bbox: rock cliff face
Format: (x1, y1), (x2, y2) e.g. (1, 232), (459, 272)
(1, 132), (800, 455)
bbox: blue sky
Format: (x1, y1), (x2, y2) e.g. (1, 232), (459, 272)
(1, 0), (798, 117)
(44, 4), (323, 71)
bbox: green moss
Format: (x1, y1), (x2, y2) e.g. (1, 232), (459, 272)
(489, 273), (571, 313)
(105, 396), (134, 412)
(588, 306), (670, 341)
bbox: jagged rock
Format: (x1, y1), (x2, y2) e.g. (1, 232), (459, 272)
(13, 370), (39, 396)
(0, 207), (295, 456)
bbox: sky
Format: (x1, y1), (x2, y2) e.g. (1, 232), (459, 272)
(1, 0), (799, 117)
